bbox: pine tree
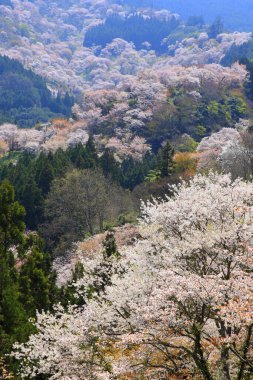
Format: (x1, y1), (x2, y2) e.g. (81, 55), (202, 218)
(100, 148), (121, 182)
(0, 180), (25, 257)
(19, 175), (44, 230)
(35, 153), (55, 195)
(158, 141), (174, 178)
(208, 17), (224, 39)
(102, 230), (119, 259)
(0, 181), (29, 354)
(85, 136), (98, 168)
(0, 181), (58, 356)
(19, 233), (58, 316)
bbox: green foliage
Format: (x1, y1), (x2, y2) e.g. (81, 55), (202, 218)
(61, 232), (120, 306)
(41, 167), (135, 256)
(119, 152), (158, 190)
(193, 125), (207, 139)
(0, 56), (74, 127)
(176, 135), (198, 153)
(19, 234), (58, 316)
(60, 262), (85, 307)
(120, 0), (253, 32)
(89, 232), (121, 297)
(0, 181), (57, 365)
(239, 58), (253, 101)
(157, 141), (174, 178)
(145, 169), (161, 183)
(84, 14), (180, 54)
(226, 96), (248, 119)
(0, 139), (176, 262)
(100, 148), (122, 183)
(0, 180), (25, 255)
(102, 231), (119, 259)
(0, 138), (178, 243)
(221, 40), (253, 67)
(145, 86), (249, 146)
(208, 17), (224, 38)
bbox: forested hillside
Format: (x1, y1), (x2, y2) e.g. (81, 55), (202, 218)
(84, 14), (181, 53)
(121, 0), (253, 31)
(1, 1), (253, 379)
(0, 56), (74, 127)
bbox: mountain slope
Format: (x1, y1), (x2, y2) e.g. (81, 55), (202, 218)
(0, 56), (74, 127)
(121, 0), (253, 31)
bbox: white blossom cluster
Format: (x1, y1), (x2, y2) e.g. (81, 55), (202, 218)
(197, 122), (253, 179)
(73, 62), (246, 143)
(0, 0), (250, 96)
(12, 173), (253, 379)
(0, 1), (250, 158)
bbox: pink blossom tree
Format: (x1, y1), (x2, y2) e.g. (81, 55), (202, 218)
(13, 173), (253, 379)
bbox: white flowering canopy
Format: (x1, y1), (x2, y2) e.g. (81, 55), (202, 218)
(13, 173), (253, 379)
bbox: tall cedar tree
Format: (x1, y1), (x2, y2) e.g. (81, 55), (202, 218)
(0, 180), (57, 356)
(0, 180), (29, 354)
(158, 141), (174, 177)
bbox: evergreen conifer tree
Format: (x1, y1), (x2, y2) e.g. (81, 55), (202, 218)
(0, 181), (29, 354)
(158, 141), (174, 178)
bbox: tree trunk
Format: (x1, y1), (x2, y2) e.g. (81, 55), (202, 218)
(218, 346), (231, 380)
(192, 326), (213, 380)
(237, 325), (253, 380)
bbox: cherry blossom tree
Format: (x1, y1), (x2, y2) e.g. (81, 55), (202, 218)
(197, 122), (253, 180)
(13, 173), (253, 379)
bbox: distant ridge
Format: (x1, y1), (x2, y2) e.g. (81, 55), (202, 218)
(120, 0), (253, 31)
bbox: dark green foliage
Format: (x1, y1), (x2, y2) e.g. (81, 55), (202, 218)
(0, 140), (166, 230)
(0, 180), (25, 255)
(0, 139), (175, 262)
(35, 152), (55, 195)
(18, 175), (44, 229)
(0, 181), (29, 354)
(40, 168), (134, 256)
(61, 232), (120, 306)
(119, 0), (253, 32)
(88, 232), (121, 299)
(0, 56), (74, 127)
(67, 139), (98, 169)
(84, 14), (180, 54)
(226, 96), (248, 121)
(0, 181), (57, 360)
(85, 135), (99, 168)
(60, 262), (85, 307)
(157, 141), (174, 178)
(102, 230), (119, 259)
(240, 58), (253, 101)
(221, 40), (253, 67)
(19, 234), (58, 316)
(144, 88), (248, 147)
(208, 17), (224, 38)
(100, 148), (122, 183)
(119, 152), (158, 190)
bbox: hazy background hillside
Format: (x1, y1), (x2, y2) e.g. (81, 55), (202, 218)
(121, 0), (253, 31)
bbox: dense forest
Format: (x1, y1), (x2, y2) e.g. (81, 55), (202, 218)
(2, 1), (253, 379)
(84, 14), (181, 53)
(222, 40), (253, 66)
(0, 56), (74, 127)
(119, 0), (253, 31)
(0, 138), (175, 255)
(0, 179), (60, 361)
